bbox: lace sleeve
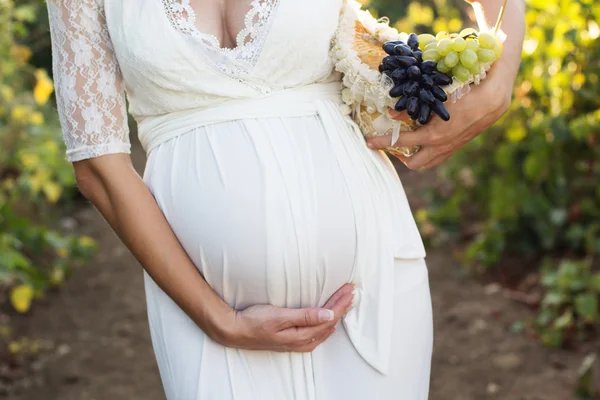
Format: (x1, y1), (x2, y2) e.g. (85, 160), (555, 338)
(46, 0), (130, 162)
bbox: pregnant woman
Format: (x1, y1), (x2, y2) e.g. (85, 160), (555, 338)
(45, 0), (524, 399)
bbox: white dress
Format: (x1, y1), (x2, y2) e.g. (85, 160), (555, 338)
(46, 1), (433, 399)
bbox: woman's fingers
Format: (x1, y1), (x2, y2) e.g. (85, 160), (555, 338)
(295, 326), (337, 353)
(278, 290), (354, 347)
(279, 283), (354, 329)
(388, 109), (408, 121)
(323, 283), (355, 309)
(281, 290), (353, 333)
(281, 307), (334, 329)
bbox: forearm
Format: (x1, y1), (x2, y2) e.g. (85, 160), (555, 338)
(470, 0), (526, 79)
(73, 154), (233, 342)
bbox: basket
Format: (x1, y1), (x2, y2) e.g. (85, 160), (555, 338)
(330, 0), (506, 157)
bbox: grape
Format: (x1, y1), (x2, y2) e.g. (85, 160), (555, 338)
(465, 39), (479, 52)
(406, 96), (420, 119)
(459, 49), (478, 69)
(459, 28), (477, 38)
(432, 99), (450, 121)
(381, 56), (394, 70)
(477, 49), (496, 63)
(424, 41), (439, 51)
(437, 38), (452, 56)
(422, 49), (441, 62)
(418, 103), (432, 125)
(420, 74), (434, 88)
(452, 64), (470, 82)
(413, 50), (423, 64)
(451, 37), (467, 52)
(492, 43), (503, 59)
(395, 96), (408, 112)
(417, 34), (436, 47)
(418, 88), (435, 104)
(478, 32), (496, 49)
(431, 85), (448, 102)
(383, 42), (398, 54)
(391, 67), (408, 83)
(383, 55), (418, 69)
(436, 58), (451, 73)
(403, 81), (420, 96)
(436, 31), (450, 41)
(469, 62), (482, 75)
(432, 71), (452, 86)
(444, 51), (459, 68)
(407, 65), (421, 80)
(420, 60), (436, 74)
(407, 33), (419, 51)
(393, 44), (413, 57)
(390, 83), (407, 97)
(495, 36), (504, 51)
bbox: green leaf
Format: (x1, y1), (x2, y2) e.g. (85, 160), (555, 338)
(553, 309), (574, 330)
(574, 293), (598, 323)
(510, 320), (525, 334)
(542, 291), (565, 307)
(537, 308), (556, 327)
(590, 273), (600, 292)
(541, 271), (557, 288)
(556, 260), (589, 291)
(540, 329), (564, 348)
(14, 6), (36, 22)
(0, 251), (31, 270)
(576, 353), (597, 398)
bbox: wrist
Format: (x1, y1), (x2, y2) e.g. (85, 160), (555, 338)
(198, 296), (239, 345)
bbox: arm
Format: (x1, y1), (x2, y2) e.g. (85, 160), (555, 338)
(367, 0), (526, 169)
(470, 0), (525, 88)
(46, 0), (353, 351)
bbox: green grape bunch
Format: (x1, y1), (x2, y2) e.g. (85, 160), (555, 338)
(420, 29), (503, 83)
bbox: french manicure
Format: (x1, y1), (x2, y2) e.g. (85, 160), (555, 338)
(351, 288), (360, 307)
(318, 309), (334, 322)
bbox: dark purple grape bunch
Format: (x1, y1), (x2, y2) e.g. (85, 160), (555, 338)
(379, 33), (452, 125)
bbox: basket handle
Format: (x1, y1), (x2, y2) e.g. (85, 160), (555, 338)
(494, 0), (509, 34)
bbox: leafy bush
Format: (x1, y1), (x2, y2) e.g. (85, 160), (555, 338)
(538, 259), (600, 347)
(368, 0), (600, 345)
(0, 0), (96, 314)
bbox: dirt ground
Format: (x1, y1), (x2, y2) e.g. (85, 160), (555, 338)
(8, 137), (599, 400)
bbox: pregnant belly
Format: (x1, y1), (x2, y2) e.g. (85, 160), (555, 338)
(143, 117), (357, 309)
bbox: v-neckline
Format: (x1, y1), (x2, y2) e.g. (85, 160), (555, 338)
(161, 0), (277, 54)
(159, 0), (282, 94)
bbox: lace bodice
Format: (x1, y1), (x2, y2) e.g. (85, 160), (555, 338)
(161, 0), (280, 90)
(46, 0), (342, 162)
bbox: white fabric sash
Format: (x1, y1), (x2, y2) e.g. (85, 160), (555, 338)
(138, 81), (426, 375)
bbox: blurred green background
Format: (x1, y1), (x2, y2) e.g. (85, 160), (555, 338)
(1, 0), (599, 398)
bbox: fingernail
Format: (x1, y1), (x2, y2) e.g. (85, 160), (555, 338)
(351, 288), (360, 307)
(366, 142), (374, 149)
(318, 309), (334, 322)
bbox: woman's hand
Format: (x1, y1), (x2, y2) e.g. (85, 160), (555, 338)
(217, 283), (355, 352)
(366, 0), (525, 170)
